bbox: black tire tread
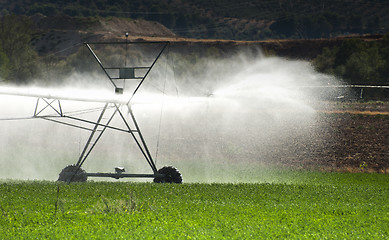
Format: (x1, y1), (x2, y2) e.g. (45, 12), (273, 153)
(153, 166), (182, 183)
(58, 165), (87, 182)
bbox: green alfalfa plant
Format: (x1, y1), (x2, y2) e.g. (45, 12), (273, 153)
(0, 204), (7, 218)
(123, 192), (139, 213)
(54, 185), (65, 217)
(92, 192), (142, 214)
(359, 161), (368, 171)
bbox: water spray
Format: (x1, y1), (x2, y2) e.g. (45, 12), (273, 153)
(0, 43), (343, 183)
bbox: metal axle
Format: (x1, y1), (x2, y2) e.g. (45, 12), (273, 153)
(86, 173), (165, 179)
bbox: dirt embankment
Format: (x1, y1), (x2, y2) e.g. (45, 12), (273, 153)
(118, 34), (384, 60)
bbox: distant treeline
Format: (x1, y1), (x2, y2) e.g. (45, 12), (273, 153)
(313, 34), (389, 85)
(0, 15), (93, 84)
(1, 0), (388, 40)
(313, 34), (389, 98)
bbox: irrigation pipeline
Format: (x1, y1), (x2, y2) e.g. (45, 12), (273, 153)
(301, 85), (389, 89)
(0, 116), (36, 121)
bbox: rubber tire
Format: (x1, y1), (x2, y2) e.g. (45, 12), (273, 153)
(153, 166), (182, 183)
(58, 165), (87, 182)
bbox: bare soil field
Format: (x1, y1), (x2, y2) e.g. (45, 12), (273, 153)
(292, 102), (389, 173)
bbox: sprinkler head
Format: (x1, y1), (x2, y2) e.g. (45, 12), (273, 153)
(115, 87), (124, 94)
(205, 90), (214, 97)
(115, 167), (125, 174)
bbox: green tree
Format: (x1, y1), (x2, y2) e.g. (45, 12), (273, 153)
(335, 39), (366, 66)
(314, 37), (389, 86)
(0, 15), (40, 83)
(379, 33), (389, 82)
(347, 15), (364, 33)
(0, 45), (9, 80)
(367, 16), (380, 33)
(270, 13), (297, 38)
(313, 47), (337, 74)
(344, 47), (384, 84)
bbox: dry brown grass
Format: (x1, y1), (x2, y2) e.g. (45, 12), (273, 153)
(320, 110), (389, 115)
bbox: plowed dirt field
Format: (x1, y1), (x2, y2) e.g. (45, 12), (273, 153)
(285, 102), (389, 173)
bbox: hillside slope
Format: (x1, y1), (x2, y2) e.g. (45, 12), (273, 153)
(1, 0), (388, 40)
(29, 14), (385, 61)
(31, 15), (176, 57)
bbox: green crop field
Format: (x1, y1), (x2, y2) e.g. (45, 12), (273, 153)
(1, 171), (388, 239)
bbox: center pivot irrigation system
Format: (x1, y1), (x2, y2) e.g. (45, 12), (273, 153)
(33, 38), (181, 183)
